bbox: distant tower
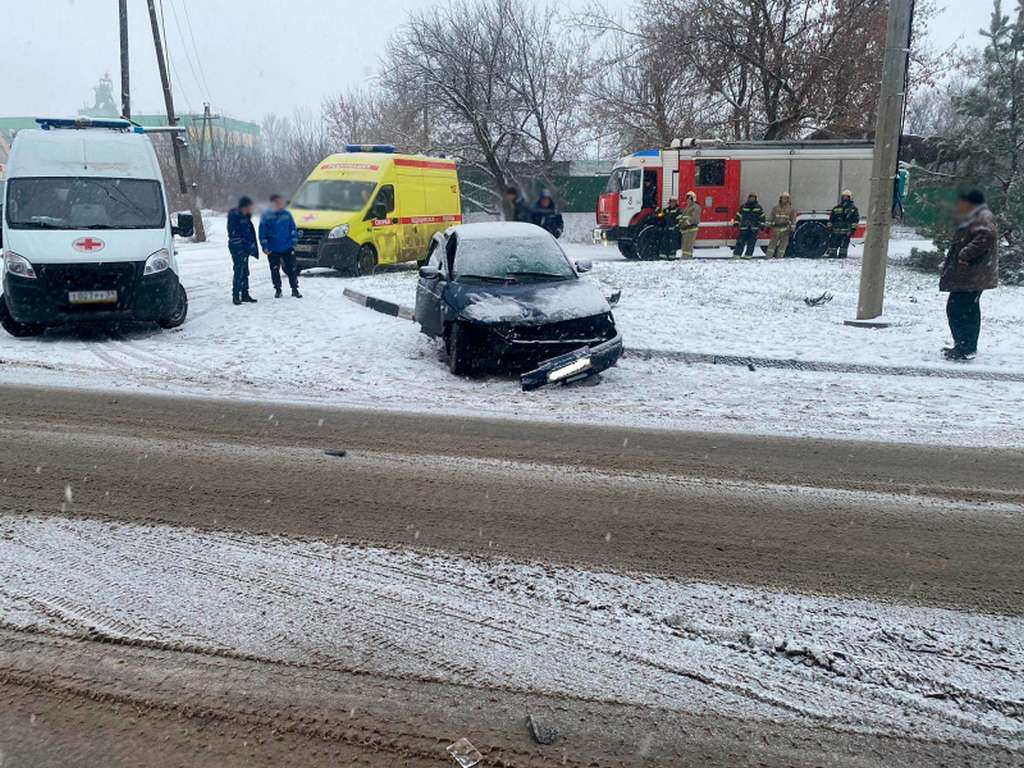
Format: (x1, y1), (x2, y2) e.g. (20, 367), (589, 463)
(80, 73), (119, 117)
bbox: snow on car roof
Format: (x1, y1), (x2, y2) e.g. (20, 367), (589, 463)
(448, 222), (552, 240)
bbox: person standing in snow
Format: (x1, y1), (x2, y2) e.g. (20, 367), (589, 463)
(825, 190), (860, 258)
(227, 196), (259, 305)
(766, 193), (796, 259)
(530, 190), (565, 239)
(940, 189), (999, 361)
(677, 191), (701, 259)
(259, 194), (302, 299)
(504, 186), (532, 223)
(732, 193), (765, 258)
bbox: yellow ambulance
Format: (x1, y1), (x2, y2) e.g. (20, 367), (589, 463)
(288, 144), (461, 275)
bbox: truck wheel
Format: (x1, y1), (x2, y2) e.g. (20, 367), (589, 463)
(0, 296), (44, 337)
(617, 240), (638, 260)
(636, 226), (660, 261)
(157, 284), (188, 329)
(791, 222), (829, 259)
(446, 322), (474, 376)
(355, 245), (377, 276)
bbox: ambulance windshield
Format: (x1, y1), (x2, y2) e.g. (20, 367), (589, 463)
(5, 177), (166, 230)
(291, 180), (377, 212)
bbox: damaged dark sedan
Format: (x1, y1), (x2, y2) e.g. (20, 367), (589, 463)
(414, 223), (623, 388)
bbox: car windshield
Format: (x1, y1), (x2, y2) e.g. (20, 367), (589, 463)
(454, 233), (576, 281)
(5, 177), (165, 230)
(291, 180), (377, 211)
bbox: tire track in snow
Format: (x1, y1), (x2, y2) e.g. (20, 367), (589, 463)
(1, 514), (1022, 749)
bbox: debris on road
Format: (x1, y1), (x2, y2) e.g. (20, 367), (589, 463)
(447, 737), (483, 767)
(527, 713), (559, 745)
(803, 291), (834, 307)
(323, 449), (347, 458)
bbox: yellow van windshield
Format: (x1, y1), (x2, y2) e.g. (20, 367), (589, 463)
(292, 180), (376, 212)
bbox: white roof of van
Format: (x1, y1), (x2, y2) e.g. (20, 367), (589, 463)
(6, 128), (162, 180)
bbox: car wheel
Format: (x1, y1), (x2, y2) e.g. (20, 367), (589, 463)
(157, 284), (188, 329)
(636, 225), (660, 261)
(355, 245), (377, 276)
(446, 322), (474, 376)
(0, 296), (45, 337)
(617, 240), (638, 260)
(791, 221), (830, 259)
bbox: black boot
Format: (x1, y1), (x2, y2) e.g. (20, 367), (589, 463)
(242, 293), (258, 303)
(232, 294), (242, 306)
(292, 289), (303, 299)
(274, 289), (283, 299)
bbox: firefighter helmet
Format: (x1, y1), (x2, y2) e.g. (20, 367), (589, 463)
(685, 190), (697, 200)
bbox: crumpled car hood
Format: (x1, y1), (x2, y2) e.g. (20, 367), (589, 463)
(449, 279), (611, 325)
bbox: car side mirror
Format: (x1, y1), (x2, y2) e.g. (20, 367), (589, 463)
(575, 259), (593, 274)
(419, 265), (441, 279)
(172, 212), (195, 238)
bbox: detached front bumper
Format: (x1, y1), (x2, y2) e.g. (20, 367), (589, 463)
(520, 332), (624, 391)
(3, 262), (180, 326)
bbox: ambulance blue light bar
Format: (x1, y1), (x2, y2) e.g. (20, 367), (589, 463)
(36, 117), (141, 133)
(345, 143), (396, 153)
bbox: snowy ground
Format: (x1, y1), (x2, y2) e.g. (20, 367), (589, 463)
(1, 215), (1022, 446)
(2, 513), (1021, 749)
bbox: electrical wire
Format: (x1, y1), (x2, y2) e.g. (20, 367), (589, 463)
(158, 0), (194, 116)
(176, 0), (214, 105)
(167, 0), (212, 106)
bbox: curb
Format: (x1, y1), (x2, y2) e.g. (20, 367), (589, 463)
(343, 288), (415, 322)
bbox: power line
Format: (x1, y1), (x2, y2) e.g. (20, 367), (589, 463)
(175, 0), (214, 104)
(157, 0), (194, 115)
(166, 0), (211, 105)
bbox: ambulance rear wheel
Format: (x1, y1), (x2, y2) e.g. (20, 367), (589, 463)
(617, 240), (638, 260)
(0, 296), (44, 337)
(355, 245), (377, 276)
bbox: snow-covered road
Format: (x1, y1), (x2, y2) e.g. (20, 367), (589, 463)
(2, 514), (1021, 750)
(1, 216), (1021, 446)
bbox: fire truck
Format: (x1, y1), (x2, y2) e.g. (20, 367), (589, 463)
(594, 139), (873, 259)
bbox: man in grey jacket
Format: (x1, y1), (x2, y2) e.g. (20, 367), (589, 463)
(940, 190), (999, 361)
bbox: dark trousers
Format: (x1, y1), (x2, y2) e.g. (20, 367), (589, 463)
(733, 229), (758, 256)
(268, 250), (299, 293)
(946, 291), (982, 353)
(231, 253), (250, 297)
(826, 232), (852, 258)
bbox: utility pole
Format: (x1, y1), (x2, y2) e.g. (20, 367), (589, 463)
(118, 0), (130, 119)
(850, 0), (914, 325)
(145, 0), (206, 242)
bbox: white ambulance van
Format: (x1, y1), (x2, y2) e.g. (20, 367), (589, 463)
(0, 117), (193, 337)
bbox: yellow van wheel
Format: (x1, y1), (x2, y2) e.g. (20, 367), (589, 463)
(355, 245), (377, 277)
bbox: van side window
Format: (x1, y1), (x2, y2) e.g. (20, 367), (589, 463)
(366, 185), (395, 220)
(695, 159), (726, 187)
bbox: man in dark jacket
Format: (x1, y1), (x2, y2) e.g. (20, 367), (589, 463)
(259, 194), (301, 299)
(732, 193), (765, 258)
(227, 196), (259, 305)
(940, 189), (999, 361)
(530, 190), (565, 239)
(504, 186), (532, 223)
(825, 190), (860, 258)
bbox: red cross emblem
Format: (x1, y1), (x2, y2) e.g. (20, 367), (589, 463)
(73, 237), (105, 252)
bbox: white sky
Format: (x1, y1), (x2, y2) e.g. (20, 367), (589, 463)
(0, 0), (985, 123)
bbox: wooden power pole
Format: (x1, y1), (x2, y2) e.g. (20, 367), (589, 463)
(850, 0), (914, 324)
(145, 0), (206, 242)
(118, 0), (130, 119)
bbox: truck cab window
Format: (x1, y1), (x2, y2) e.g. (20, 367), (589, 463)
(695, 159), (726, 187)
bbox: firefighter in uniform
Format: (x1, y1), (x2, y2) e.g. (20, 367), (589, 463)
(766, 192), (796, 259)
(655, 198), (681, 258)
(826, 190), (860, 258)
(677, 191), (701, 259)
(733, 193), (765, 258)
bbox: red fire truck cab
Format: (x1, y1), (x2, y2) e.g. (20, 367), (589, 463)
(595, 139), (872, 259)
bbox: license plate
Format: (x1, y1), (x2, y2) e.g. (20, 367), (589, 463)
(68, 290), (117, 305)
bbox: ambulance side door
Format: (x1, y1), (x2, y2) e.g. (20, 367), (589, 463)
(367, 184), (398, 264)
